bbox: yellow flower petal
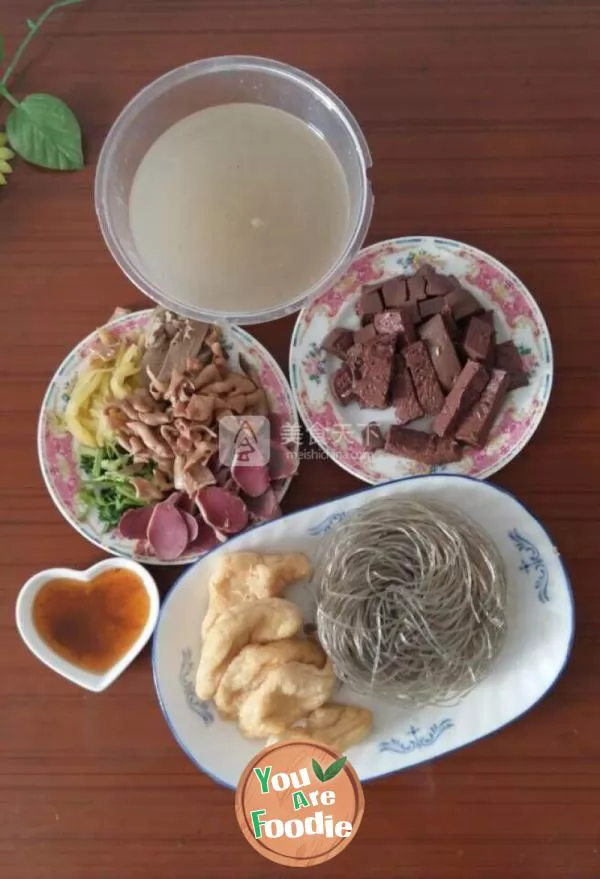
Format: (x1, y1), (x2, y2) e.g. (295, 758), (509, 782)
(0, 160), (12, 175)
(0, 147), (15, 161)
(0, 173), (7, 186)
(0, 133), (7, 148)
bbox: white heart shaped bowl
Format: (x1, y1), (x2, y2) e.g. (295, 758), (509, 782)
(16, 558), (160, 692)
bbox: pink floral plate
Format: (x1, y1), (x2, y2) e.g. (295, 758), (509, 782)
(38, 310), (300, 565)
(289, 236), (553, 484)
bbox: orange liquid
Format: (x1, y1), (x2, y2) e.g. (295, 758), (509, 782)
(33, 569), (150, 673)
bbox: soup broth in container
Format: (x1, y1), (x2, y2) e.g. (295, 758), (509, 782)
(95, 57), (373, 324)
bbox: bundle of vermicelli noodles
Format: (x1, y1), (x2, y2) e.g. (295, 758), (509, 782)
(314, 497), (507, 705)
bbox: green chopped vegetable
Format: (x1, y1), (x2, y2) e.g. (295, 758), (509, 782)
(76, 443), (157, 532)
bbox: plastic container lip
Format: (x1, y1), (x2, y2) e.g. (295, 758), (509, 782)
(94, 55), (374, 325)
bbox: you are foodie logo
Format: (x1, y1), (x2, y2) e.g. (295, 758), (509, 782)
(235, 740), (364, 867)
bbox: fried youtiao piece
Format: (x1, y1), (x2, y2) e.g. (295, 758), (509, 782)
(201, 552), (312, 637)
(215, 638), (326, 720)
(267, 703), (373, 752)
(237, 659), (336, 739)
(195, 598), (302, 700)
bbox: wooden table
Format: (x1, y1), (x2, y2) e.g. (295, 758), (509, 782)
(2, 1), (599, 877)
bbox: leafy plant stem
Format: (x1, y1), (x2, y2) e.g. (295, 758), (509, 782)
(0, 85), (19, 108)
(0, 0), (83, 90)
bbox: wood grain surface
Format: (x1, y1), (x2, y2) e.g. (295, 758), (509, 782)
(1, 1), (599, 877)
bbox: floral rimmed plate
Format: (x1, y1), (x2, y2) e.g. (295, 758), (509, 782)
(38, 310), (300, 565)
(289, 237), (553, 483)
(152, 475), (573, 788)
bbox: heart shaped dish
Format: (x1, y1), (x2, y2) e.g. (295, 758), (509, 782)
(16, 558), (160, 692)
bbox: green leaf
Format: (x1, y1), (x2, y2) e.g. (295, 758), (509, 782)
(6, 93), (83, 170)
(323, 756), (347, 781)
(311, 758), (325, 783)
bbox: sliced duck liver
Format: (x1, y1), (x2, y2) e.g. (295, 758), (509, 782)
(463, 315), (495, 363)
(432, 360), (489, 437)
(321, 327), (355, 360)
(494, 340), (529, 389)
(362, 422), (385, 451)
(419, 314), (462, 392)
(403, 341), (445, 415)
(456, 369), (510, 446)
(385, 425), (463, 465)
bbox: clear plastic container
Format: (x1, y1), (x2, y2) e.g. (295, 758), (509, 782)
(95, 56), (373, 325)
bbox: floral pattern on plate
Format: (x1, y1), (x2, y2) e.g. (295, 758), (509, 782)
(38, 311), (300, 564)
(289, 236), (553, 484)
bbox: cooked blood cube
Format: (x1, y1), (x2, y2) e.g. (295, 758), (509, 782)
(417, 264), (455, 298)
(463, 316), (495, 363)
(385, 425), (463, 465)
(407, 272), (428, 300)
(444, 287), (483, 321)
(330, 364), (356, 406)
(390, 363), (424, 425)
(403, 341), (445, 415)
(358, 287), (384, 316)
(419, 314), (462, 392)
(456, 369), (510, 446)
(348, 335), (395, 409)
(362, 422), (385, 451)
(374, 307), (416, 345)
(322, 326), (355, 360)
(494, 340), (528, 389)
(432, 360), (489, 437)
(418, 297), (445, 320)
(381, 277), (408, 308)
(353, 323), (377, 344)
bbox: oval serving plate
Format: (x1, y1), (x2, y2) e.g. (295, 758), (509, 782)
(38, 310), (299, 565)
(289, 236), (554, 483)
(153, 475), (573, 788)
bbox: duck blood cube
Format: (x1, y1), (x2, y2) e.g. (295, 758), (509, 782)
(330, 364), (356, 406)
(403, 340), (445, 415)
(419, 314), (462, 392)
(374, 307), (417, 345)
(407, 272), (428, 301)
(432, 359), (489, 437)
(381, 277), (409, 308)
(362, 422), (385, 451)
(349, 335), (395, 409)
(321, 326), (355, 360)
(494, 340), (528, 389)
(417, 264), (455, 299)
(353, 323), (377, 344)
(390, 362), (424, 425)
(463, 316), (495, 363)
(418, 297), (445, 321)
(358, 287), (384, 316)
(456, 369), (510, 446)
(385, 425), (463, 465)
(444, 287), (483, 322)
